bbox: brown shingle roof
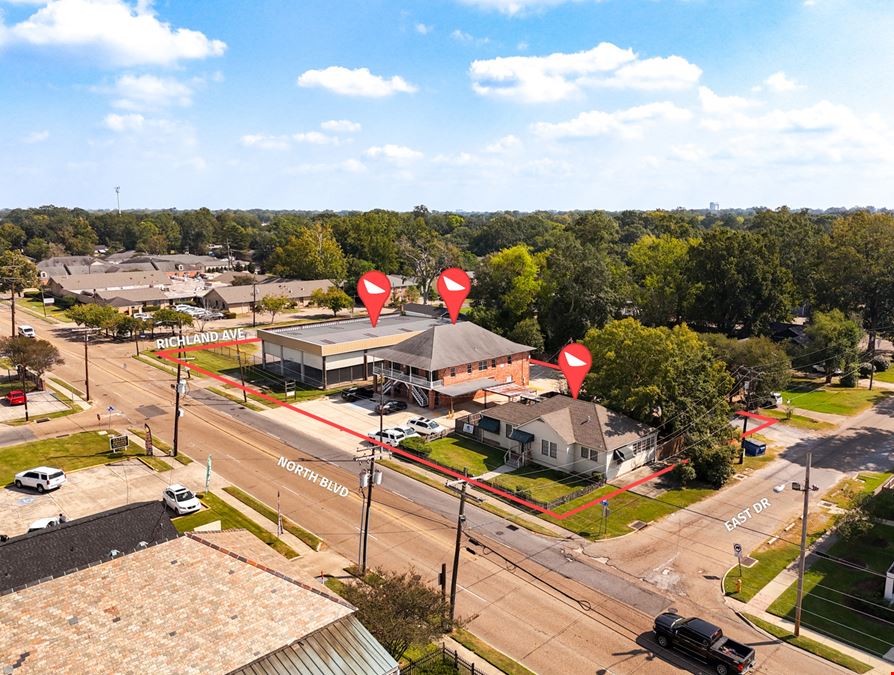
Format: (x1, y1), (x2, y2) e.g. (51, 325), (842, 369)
(206, 279), (334, 305)
(0, 534), (353, 674)
(483, 395), (656, 451)
(372, 321), (532, 371)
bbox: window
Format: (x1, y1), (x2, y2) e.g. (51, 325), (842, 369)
(540, 440), (557, 458)
(580, 446), (596, 461)
(507, 354), (512, 364)
(505, 423), (514, 438)
(491, 358), (497, 368)
(466, 363), (472, 374)
(450, 367), (456, 377)
(478, 360), (487, 371)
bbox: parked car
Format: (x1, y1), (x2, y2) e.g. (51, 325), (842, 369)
(653, 613), (755, 675)
(366, 428), (413, 445)
(133, 312), (153, 320)
(17, 325), (35, 338)
(407, 416), (447, 436)
(392, 426), (420, 440)
(27, 516), (61, 533)
(162, 484), (201, 515)
(14, 467), (66, 493)
(375, 399), (408, 415)
(6, 390), (26, 406)
(341, 386), (375, 402)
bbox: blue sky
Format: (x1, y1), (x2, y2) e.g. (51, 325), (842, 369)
(1, 0), (893, 211)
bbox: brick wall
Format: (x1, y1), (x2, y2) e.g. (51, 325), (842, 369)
(437, 352), (530, 388)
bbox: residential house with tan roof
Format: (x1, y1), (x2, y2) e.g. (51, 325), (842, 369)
(473, 394), (659, 481)
(204, 279), (334, 314)
(0, 502), (398, 675)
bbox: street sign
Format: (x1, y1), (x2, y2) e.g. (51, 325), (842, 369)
(107, 405), (115, 413)
(109, 435), (129, 452)
(733, 543), (743, 557)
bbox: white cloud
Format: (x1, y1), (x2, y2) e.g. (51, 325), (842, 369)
(287, 159), (368, 175)
(297, 66), (417, 97)
(596, 55), (702, 91)
(485, 134), (522, 153)
(321, 119), (361, 133)
(108, 74), (193, 109)
(240, 133), (290, 150)
(364, 144), (424, 162)
(292, 131), (340, 145)
(764, 70), (804, 93)
(698, 86), (759, 114)
(517, 41), (529, 51)
(451, 29), (490, 45)
(458, 0), (582, 17)
(22, 130), (49, 143)
(469, 42), (700, 102)
(531, 102), (692, 139)
(341, 158), (367, 173)
(415, 22), (432, 35)
(104, 112), (145, 132)
(0, 0), (226, 66)
(669, 144), (707, 162)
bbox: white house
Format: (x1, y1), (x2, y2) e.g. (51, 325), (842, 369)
(475, 394), (658, 481)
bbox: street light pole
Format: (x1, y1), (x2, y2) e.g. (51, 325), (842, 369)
(792, 451), (817, 637)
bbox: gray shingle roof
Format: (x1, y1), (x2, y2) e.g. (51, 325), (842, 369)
(482, 395), (656, 451)
(0, 501), (177, 595)
(206, 279), (333, 305)
(372, 322), (532, 371)
(52, 270), (170, 291)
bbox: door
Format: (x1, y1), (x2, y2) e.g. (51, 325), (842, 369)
(675, 627), (706, 657)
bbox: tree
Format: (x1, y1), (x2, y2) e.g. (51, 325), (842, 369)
(508, 317), (544, 353)
(153, 308), (194, 332)
(805, 309), (863, 384)
(66, 303), (120, 334)
(700, 334), (791, 406)
(230, 274), (257, 286)
(398, 222), (454, 305)
(256, 294), (294, 324)
(628, 234), (696, 326)
(685, 228), (794, 336)
(341, 566), (454, 662)
(23, 237), (51, 261)
(310, 287), (353, 317)
(582, 319), (736, 483)
(268, 223), (347, 281)
(0, 336), (63, 389)
(470, 245), (542, 336)
(0, 250), (39, 295)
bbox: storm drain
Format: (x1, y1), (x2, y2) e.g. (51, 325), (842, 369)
(629, 520), (648, 530)
(741, 556), (758, 568)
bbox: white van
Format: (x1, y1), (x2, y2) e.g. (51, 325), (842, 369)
(17, 325), (35, 338)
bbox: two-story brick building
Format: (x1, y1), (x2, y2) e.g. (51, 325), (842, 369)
(371, 321), (532, 409)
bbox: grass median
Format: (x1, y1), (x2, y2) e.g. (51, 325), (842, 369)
(222, 485), (324, 551)
(172, 491), (299, 559)
(742, 613), (871, 673)
(780, 378), (890, 416)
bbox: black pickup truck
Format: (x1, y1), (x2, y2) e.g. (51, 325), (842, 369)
(653, 613), (755, 675)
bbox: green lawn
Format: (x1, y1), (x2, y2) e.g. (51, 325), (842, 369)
(871, 369), (894, 383)
(49, 376), (85, 399)
(0, 430), (142, 484)
(0, 378), (38, 396)
(826, 471), (893, 508)
(208, 386), (266, 411)
(757, 407), (836, 431)
(222, 485), (323, 550)
(424, 436), (505, 476)
(491, 465), (592, 503)
(779, 378), (890, 416)
(172, 492), (299, 559)
(743, 614), (872, 673)
(452, 628), (536, 675)
(767, 523), (894, 657)
(136, 455), (173, 472)
(544, 483), (714, 539)
(19, 295), (69, 318)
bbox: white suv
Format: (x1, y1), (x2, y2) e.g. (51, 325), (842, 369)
(407, 417), (447, 437)
(163, 484), (201, 515)
(366, 427), (418, 445)
(17, 325), (36, 338)
(14, 467), (66, 493)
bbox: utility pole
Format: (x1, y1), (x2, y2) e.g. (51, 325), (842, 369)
(173, 358), (183, 457)
(83, 329), (91, 401)
(19, 365), (29, 422)
(792, 451), (818, 637)
(252, 283), (257, 328)
(868, 327), (876, 391)
(448, 478), (468, 626)
(356, 450), (386, 575)
(235, 341), (248, 403)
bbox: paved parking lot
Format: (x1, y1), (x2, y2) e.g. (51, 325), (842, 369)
(0, 391), (68, 422)
(0, 457), (209, 538)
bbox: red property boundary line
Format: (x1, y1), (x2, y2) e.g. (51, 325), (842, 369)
(158, 339), (696, 520)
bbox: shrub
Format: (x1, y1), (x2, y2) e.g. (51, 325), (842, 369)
(840, 369), (859, 387)
(515, 487), (533, 501)
(871, 354), (890, 372)
(673, 461), (697, 485)
(23, 290), (41, 299)
(859, 362), (874, 378)
(863, 489), (894, 521)
(222, 311), (236, 319)
(56, 295), (77, 310)
(143, 304), (161, 312)
(399, 436), (429, 455)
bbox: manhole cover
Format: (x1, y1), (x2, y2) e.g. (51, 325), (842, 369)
(506, 524), (519, 531)
(629, 520), (648, 530)
(137, 404), (166, 418)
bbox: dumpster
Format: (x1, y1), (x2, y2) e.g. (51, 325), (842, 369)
(742, 438), (766, 457)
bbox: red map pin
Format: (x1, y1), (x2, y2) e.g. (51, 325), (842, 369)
(357, 271), (391, 327)
(559, 343), (592, 400)
(436, 268), (471, 324)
